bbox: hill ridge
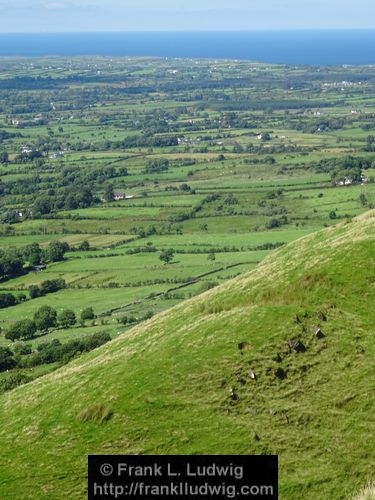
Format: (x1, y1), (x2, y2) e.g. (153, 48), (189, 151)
(0, 210), (374, 499)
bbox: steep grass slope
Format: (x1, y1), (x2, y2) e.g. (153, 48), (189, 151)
(0, 212), (374, 499)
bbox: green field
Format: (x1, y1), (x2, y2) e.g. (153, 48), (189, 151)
(0, 56), (375, 499)
(0, 57), (374, 362)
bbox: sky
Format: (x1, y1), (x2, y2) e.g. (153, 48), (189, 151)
(0, 0), (375, 32)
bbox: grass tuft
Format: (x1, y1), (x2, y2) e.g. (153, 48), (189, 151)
(78, 404), (113, 424)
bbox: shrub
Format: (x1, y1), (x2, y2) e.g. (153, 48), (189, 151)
(13, 343), (32, 355)
(0, 347), (16, 371)
(0, 372), (32, 393)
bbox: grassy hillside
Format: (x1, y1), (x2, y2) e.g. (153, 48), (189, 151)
(0, 211), (374, 500)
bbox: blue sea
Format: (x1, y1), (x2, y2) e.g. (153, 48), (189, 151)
(0, 31), (375, 65)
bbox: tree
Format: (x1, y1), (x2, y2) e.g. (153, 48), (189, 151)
(232, 143), (244, 153)
(29, 285), (41, 299)
(5, 319), (37, 342)
(0, 347), (16, 371)
(224, 193), (239, 205)
(78, 240), (90, 251)
(179, 183), (191, 192)
(364, 135), (375, 152)
(0, 293), (17, 309)
(207, 251), (216, 261)
(159, 249), (174, 264)
(0, 210), (20, 225)
(81, 307), (95, 321)
(0, 251), (24, 279)
(33, 196), (53, 217)
(0, 151), (9, 164)
(29, 279), (66, 299)
(34, 305), (57, 332)
(266, 218), (282, 229)
(58, 309), (76, 329)
(44, 241), (69, 262)
(261, 132), (272, 141)
(65, 188), (94, 210)
(4, 327), (20, 342)
(118, 166), (128, 176)
(329, 210), (337, 220)
(104, 184), (115, 202)
(24, 243), (42, 266)
(359, 193), (368, 207)
(39, 279), (66, 295)
(144, 159), (169, 174)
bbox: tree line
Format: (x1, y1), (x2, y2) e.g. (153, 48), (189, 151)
(0, 331), (111, 376)
(4, 305), (96, 342)
(0, 240), (69, 282)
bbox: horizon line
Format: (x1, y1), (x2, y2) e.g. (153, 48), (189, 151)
(1, 28), (375, 35)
